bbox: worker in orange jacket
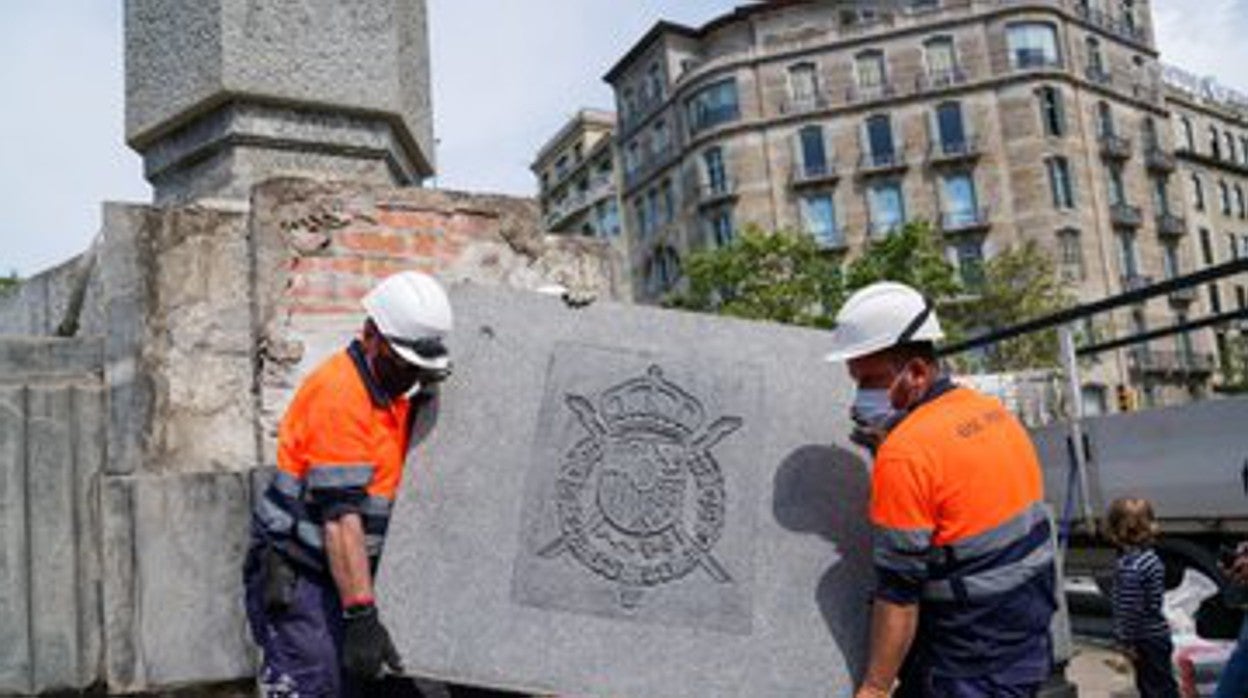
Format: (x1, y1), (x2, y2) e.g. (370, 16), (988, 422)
(826, 282), (1057, 698)
(244, 271), (453, 697)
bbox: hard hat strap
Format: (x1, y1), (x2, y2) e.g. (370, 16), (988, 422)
(384, 334), (448, 360)
(896, 298), (934, 344)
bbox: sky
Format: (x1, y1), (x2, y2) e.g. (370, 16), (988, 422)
(1, 0), (1246, 276)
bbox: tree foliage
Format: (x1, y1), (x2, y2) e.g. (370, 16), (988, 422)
(0, 270), (18, 295)
(945, 241), (1075, 373)
(843, 221), (960, 301)
(667, 225), (845, 328)
(669, 222), (1074, 374)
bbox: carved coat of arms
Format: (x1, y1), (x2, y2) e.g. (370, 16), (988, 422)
(537, 366), (742, 608)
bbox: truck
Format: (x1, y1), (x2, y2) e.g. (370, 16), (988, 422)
(1030, 396), (1248, 638)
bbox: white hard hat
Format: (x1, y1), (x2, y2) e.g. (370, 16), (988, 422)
(823, 281), (943, 362)
(361, 272), (453, 370)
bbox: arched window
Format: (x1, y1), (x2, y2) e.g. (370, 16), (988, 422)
(1037, 86), (1065, 136)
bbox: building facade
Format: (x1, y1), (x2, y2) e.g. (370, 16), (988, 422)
(599, 0), (1247, 412)
(533, 109), (624, 241)
(1164, 66), (1248, 397)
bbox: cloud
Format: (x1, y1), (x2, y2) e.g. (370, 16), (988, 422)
(1153, 0), (1248, 92)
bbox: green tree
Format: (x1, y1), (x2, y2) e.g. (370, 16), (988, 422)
(667, 225), (844, 328)
(945, 241), (1075, 372)
(843, 221), (961, 302)
(0, 270), (18, 295)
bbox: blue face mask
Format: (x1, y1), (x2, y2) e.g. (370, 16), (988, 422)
(851, 388), (898, 430)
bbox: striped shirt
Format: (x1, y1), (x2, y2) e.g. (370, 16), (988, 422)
(1112, 547), (1171, 641)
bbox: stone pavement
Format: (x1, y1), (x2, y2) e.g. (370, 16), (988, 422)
(1067, 641), (1139, 698)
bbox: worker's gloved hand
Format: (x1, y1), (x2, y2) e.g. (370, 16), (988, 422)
(341, 603), (404, 679)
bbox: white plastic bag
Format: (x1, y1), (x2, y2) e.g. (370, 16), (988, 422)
(1164, 568), (1220, 638)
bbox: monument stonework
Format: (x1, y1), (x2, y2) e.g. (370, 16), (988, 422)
(514, 349), (761, 635)
(377, 285), (876, 697)
(125, 0), (434, 204)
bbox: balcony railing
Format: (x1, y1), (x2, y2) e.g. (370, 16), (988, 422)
(791, 159), (840, 187)
(1144, 146), (1176, 172)
(1120, 273), (1153, 293)
(857, 148), (908, 176)
(867, 218), (905, 239)
(941, 207), (991, 234)
(1074, 4), (1149, 44)
(1011, 51), (1063, 71)
(810, 229), (848, 252)
(780, 90), (834, 116)
(1128, 349), (1217, 375)
(619, 91), (666, 134)
(1085, 65), (1112, 86)
(544, 175), (617, 229)
(927, 136), (981, 165)
(915, 68), (968, 93)
(1168, 285), (1199, 304)
(1109, 203), (1143, 228)
(1100, 133), (1132, 160)
(697, 179), (738, 208)
(1156, 212), (1187, 237)
(623, 146), (678, 191)
(846, 82), (898, 104)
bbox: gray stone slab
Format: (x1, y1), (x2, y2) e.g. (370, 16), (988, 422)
(102, 473), (256, 691)
(377, 285), (874, 697)
(0, 337), (103, 383)
(0, 387), (31, 694)
(26, 387), (81, 692)
(72, 386), (107, 688)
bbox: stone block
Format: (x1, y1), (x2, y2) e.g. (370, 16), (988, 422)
(0, 387), (31, 694)
(125, 0), (433, 203)
(0, 337), (103, 384)
(101, 472), (256, 692)
(377, 285), (874, 697)
(0, 383), (106, 696)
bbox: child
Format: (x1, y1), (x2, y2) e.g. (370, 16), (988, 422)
(1108, 497), (1179, 698)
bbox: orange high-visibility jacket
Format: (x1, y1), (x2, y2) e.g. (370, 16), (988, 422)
(252, 340), (411, 572)
(870, 379), (1057, 677)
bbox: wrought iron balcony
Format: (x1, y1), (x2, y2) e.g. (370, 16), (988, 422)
(1100, 133), (1132, 160)
(622, 146), (678, 191)
(1109, 203), (1143, 228)
(845, 82), (898, 105)
(811, 230), (848, 252)
(867, 218), (904, 239)
(1012, 51), (1063, 71)
(1128, 349), (1217, 376)
(1167, 285), (1199, 305)
(696, 179), (738, 208)
(857, 148), (908, 176)
(1120, 273), (1153, 293)
(941, 207), (991, 234)
(780, 90), (833, 116)
(1085, 65), (1112, 85)
(1156, 212), (1187, 237)
(791, 159), (840, 188)
(915, 68), (968, 93)
(1144, 146), (1176, 172)
(927, 136), (981, 166)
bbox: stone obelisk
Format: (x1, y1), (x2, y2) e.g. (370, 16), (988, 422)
(125, 0), (435, 205)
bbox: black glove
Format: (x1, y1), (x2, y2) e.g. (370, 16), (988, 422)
(342, 603), (404, 679)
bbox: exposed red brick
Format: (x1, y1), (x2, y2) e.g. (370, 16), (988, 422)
(336, 229), (407, 255)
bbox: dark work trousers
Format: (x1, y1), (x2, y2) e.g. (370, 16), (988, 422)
(1128, 634), (1180, 698)
(244, 545), (364, 698)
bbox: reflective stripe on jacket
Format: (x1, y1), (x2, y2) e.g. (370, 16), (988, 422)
(253, 340), (411, 573)
(870, 380), (1057, 679)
